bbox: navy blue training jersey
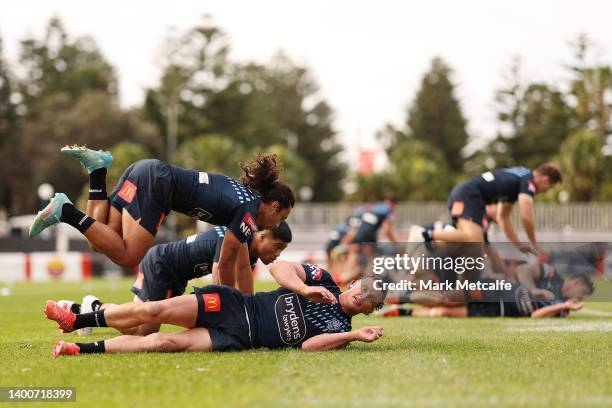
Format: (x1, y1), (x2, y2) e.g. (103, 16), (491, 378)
(169, 167), (261, 243)
(359, 202), (394, 230)
(151, 226), (256, 281)
(470, 167), (536, 204)
(244, 264), (352, 349)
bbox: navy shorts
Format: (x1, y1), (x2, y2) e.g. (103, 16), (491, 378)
(447, 182), (486, 227)
(109, 159), (174, 236)
(194, 285), (251, 351)
(131, 247), (187, 301)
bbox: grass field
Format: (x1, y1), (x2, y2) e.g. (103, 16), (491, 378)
(1, 278), (611, 408)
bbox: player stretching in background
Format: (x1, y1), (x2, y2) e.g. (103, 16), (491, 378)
(29, 147), (294, 286)
(422, 165), (561, 256)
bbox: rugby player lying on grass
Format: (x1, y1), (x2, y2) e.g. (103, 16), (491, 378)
(378, 263), (593, 318)
(44, 261), (386, 356)
(57, 222), (292, 336)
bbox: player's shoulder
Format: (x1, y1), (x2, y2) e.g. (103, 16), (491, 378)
(302, 263), (337, 289)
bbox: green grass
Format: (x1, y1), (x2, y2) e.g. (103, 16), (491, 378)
(1, 278), (611, 408)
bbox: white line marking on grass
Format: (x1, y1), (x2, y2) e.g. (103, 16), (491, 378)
(577, 307), (612, 317)
(507, 321), (612, 332)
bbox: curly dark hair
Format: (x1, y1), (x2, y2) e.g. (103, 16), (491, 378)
(240, 153), (295, 209)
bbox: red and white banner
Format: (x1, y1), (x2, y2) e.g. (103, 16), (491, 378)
(0, 252), (92, 282)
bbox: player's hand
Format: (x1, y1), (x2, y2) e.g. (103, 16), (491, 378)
(532, 289), (555, 300)
(517, 242), (537, 255)
(564, 300), (584, 311)
(355, 326), (383, 343)
(299, 285), (337, 305)
(533, 244), (549, 261)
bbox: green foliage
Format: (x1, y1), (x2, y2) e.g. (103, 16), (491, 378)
(260, 144), (314, 193)
(107, 142), (153, 187)
(406, 57), (469, 173)
(176, 135), (247, 178)
(559, 129), (604, 201)
(18, 17), (117, 114)
(494, 58), (572, 169)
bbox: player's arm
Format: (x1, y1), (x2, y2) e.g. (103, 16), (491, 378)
(516, 263), (554, 300)
(518, 193), (540, 249)
(234, 244), (254, 294)
(216, 230), (242, 286)
(301, 326), (383, 351)
(497, 202), (521, 246)
(531, 300), (583, 318)
(269, 261), (336, 305)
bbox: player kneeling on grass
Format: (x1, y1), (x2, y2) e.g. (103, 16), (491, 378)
(58, 222), (292, 336)
(44, 261), (386, 356)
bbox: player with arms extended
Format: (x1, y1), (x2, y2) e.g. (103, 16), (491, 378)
(44, 261), (386, 355)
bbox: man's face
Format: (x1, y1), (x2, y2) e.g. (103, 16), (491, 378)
(533, 174), (554, 194)
(256, 234), (287, 264)
(340, 280), (381, 316)
(256, 202), (291, 230)
(561, 279), (590, 301)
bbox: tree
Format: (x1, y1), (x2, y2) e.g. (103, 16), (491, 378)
(493, 58), (572, 169)
(176, 135), (247, 178)
(559, 129), (603, 201)
(406, 57), (470, 172)
(144, 15), (231, 161)
(0, 35), (19, 214)
(18, 17), (117, 116)
(205, 53), (346, 201)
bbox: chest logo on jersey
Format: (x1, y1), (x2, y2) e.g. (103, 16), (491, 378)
(326, 318), (343, 332)
(275, 293), (307, 345)
(311, 267), (323, 280)
(203, 293), (221, 312)
(118, 180), (137, 204)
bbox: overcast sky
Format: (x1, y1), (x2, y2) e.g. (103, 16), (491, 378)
(2, 0), (611, 162)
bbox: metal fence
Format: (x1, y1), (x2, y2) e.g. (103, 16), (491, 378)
(287, 202), (612, 230)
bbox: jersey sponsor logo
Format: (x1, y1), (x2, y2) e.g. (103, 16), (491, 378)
(481, 171), (495, 182)
(198, 172), (209, 184)
(312, 267), (323, 280)
(528, 180), (536, 193)
(186, 234), (197, 244)
(239, 213), (257, 238)
(203, 293), (221, 312)
(361, 212), (378, 225)
(118, 180), (137, 203)
(450, 201), (465, 216)
(275, 293), (307, 345)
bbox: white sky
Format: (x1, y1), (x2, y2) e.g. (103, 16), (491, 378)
(2, 0), (611, 163)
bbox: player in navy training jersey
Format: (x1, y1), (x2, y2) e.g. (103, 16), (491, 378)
(422, 164), (561, 256)
(29, 147), (295, 286)
(57, 222), (292, 336)
(45, 262), (386, 356)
